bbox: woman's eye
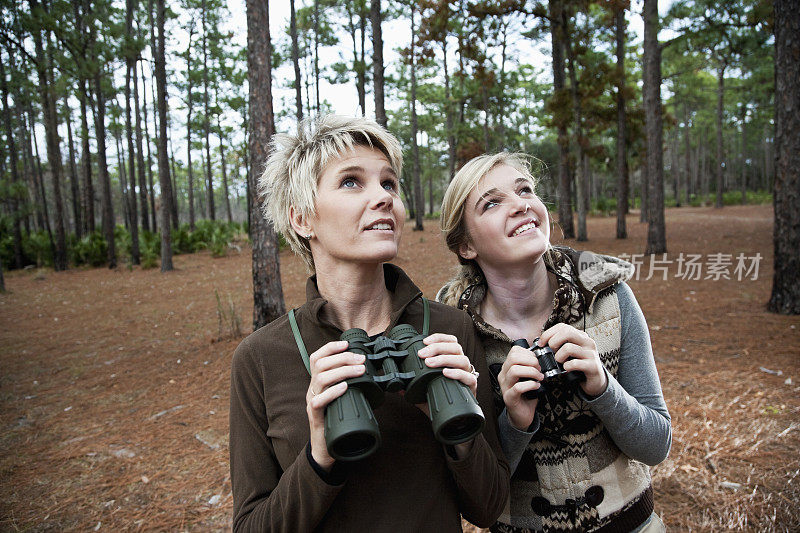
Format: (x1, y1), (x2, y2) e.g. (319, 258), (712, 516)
(483, 199), (499, 211)
(341, 177), (358, 188)
(382, 180), (398, 191)
(519, 186), (533, 196)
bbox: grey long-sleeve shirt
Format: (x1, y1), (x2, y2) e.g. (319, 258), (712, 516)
(499, 282), (672, 471)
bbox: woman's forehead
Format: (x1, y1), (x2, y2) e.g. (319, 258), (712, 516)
(473, 165), (530, 195)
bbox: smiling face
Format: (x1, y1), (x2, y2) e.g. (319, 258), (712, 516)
(458, 164), (550, 268)
(292, 144), (405, 269)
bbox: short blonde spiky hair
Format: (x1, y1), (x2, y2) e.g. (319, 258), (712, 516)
(259, 115), (403, 271)
(440, 152), (540, 265)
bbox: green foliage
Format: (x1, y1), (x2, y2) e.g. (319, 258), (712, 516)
(70, 231), (108, 267)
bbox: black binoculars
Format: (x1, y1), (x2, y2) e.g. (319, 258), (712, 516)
(324, 324), (486, 462)
(511, 338), (585, 400)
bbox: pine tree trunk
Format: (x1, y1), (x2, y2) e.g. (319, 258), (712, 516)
(290, 0), (303, 123)
(314, 0), (320, 114)
(125, 0), (140, 264)
(640, 145), (648, 221)
(79, 80), (95, 234)
(740, 105), (747, 204)
(768, 0), (800, 314)
(359, 6), (367, 116)
(116, 131), (132, 231)
(550, 0), (574, 239)
(186, 32), (196, 230)
(1, 58), (24, 268)
(615, 3), (628, 238)
(133, 39), (150, 233)
(443, 41), (456, 181)
(29, 107), (50, 238)
(410, 4), (423, 231)
(202, 0), (215, 221)
(64, 98), (82, 238)
(643, 0), (666, 254)
(30, 2), (67, 271)
(684, 106), (692, 204)
(247, 0), (285, 329)
(169, 133), (180, 228)
(155, 0), (173, 271)
(371, 0), (386, 128)
(217, 114), (232, 223)
(92, 73), (117, 268)
(141, 58), (157, 232)
(715, 63), (726, 208)
(563, 12), (587, 242)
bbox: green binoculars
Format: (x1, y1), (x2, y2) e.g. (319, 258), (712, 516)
(324, 324), (486, 462)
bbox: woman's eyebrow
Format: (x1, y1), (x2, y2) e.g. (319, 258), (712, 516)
(475, 187), (501, 210)
(336, 165), (365, 175)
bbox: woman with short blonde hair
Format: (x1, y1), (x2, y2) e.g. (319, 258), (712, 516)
(230, 116), (509, 532)
(437, 152), (671, 532)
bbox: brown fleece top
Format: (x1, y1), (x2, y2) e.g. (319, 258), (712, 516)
(229, 264), (510, 532)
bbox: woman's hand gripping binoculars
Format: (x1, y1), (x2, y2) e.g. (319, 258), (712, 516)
(309, 325), (486, 463)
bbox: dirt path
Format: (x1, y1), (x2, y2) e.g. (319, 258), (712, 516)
(1, 204), (798, 531)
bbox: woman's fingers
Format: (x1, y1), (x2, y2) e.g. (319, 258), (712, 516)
(539, 323), (595, 352)
(307, 381), (348, 411)
(308, 340), (365, 401)
(441, 367), (478, 395)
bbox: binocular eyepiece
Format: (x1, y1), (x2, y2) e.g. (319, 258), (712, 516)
(511, 338), (586, 400)
(324, 325), (486, 462)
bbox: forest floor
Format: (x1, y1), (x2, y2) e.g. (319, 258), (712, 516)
(1, 203), (799, 532)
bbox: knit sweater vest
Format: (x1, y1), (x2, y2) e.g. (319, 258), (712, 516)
(437, 247), (653, 533)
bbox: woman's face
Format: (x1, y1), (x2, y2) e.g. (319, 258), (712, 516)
(458, 164), (550, 268)
(303, 144), (405, 268)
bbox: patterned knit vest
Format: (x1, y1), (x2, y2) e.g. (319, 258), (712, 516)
(437, 247), (653, 533)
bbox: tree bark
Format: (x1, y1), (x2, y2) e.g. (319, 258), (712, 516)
(64, 98), (82, 238)
(247, 0), (286, 329)
(141, 59), (157, 232)
(133, 31), (150, 234)
(155, 0), (173, 271)
(715, 63), (726, 208)
(1, 58), (24, 268)
(125, 0), (140, 264)
(563, 10), (587, 242)
(30, 0), (67, 270)
(371, 0), (386, 128)
(79, 79), (96, 234)
(615, 2), (628, 239)
(186, 27), (196, 229)
(768, 0), (800, 314)
(410, 3), (423, 231)
(91, 73), (118, 268)
(202, 0), (215, 221)
(740, 104), (747, 204)
(643, 0), (666, 254)
(217, 114), (233, 223)
(290, 0), (303, 124)
(549, 0), (574, 239)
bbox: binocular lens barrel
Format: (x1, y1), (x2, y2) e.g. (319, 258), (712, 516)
(324, 387), (381, 461)
(324, 329), (384, 462)
(391, 324), (485, 446)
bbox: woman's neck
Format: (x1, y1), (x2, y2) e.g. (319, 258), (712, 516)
(314, 260), (394, 335)
(478, 257), (556, 343)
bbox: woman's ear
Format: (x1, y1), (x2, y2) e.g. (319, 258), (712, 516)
(458, 241), (477, 261)
(289, 206), (312, 239)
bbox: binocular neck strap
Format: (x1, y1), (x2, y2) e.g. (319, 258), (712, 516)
(288, 308), (311, 374)
(288, 297), (431, 376)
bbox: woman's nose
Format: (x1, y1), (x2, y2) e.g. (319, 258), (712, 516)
(510, 196), (530, 215)
(370, 183), (393, 210)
